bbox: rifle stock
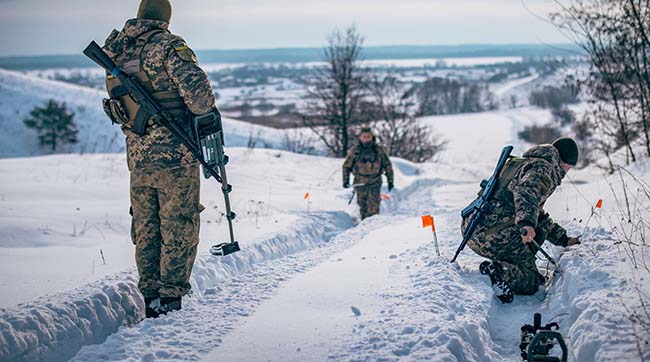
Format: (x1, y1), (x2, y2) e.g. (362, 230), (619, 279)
(451, 145), (514, 263)
(83, 41), (118, 75)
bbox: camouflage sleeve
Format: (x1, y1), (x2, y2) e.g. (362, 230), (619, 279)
(380, 147), (394, 184)
(164, 40), (216, 115)
(342, 147), (356, 185)
(103, 29), (119, 48)
(537, 211), (569, 247)
(508, 160), (557, 229)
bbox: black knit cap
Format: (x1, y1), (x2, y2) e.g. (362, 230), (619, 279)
(360, 126), (372, 134)
(137, 0), (172, 23)
(552, 137), (579, 166)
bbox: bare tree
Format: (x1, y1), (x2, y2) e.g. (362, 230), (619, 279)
(282, 130), (318, 155)
(367, 76), (447, 163)
(304, 26), (370, 157)
(552, 0), (650, 165)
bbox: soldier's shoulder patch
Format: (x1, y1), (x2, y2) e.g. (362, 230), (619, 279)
(172, 41), (198, 63)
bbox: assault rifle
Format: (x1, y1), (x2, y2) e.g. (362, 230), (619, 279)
(451, 145), (513, 263)
(83, 41), (240, 256)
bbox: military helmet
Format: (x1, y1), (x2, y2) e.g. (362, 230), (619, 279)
(137, 0), (172, 24)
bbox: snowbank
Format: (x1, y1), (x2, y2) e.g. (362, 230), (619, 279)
(0, 211), (353, 362)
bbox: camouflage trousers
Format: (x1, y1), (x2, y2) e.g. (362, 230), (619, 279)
(356, 183), (382, 220)
(462, 218), (544, 295)
(130, 164), (202, 299)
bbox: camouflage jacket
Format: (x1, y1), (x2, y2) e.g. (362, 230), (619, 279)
(103, 18), (216, 171)
(342, 139), (394, 186)
(475, 144), (569, 247)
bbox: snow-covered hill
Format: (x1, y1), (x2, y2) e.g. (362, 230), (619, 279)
(0, 76), (648, 362)
(0, 69), (285, 158)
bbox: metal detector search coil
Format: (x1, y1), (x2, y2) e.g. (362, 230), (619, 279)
(520, 313), (568, 362)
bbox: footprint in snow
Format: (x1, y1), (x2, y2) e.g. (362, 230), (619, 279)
(351, 306), (362, 317)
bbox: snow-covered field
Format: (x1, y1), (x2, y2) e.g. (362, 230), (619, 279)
(0, 71), (649, 362)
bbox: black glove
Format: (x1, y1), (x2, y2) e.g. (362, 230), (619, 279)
(388, 182), (394, 192)
(343, 182), (350, 189)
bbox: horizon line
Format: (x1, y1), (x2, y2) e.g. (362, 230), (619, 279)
(0, 42), (579, 59)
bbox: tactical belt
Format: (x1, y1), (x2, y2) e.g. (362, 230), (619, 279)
(482, 218), (516, 236)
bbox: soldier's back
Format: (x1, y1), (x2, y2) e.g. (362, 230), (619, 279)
(104, 18), (196, 172)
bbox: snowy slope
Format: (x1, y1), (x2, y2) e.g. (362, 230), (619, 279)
(0, 105), (648, 362)
(0, 69), (286, 158)
(0, 149), (363, 307)
(0, 69), (122, 157)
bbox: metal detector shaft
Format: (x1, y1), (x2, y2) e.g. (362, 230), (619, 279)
(215, 134), (235, 244)
(521, 228), (557, 265)
(348, 190), (356, 205)
(347, 183), (367, 205)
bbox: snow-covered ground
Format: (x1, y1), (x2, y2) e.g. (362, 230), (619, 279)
(0, 71), (649, 362)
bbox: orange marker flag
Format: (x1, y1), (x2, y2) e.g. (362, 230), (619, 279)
(304, 192), (310, 200)
(381, 193), (391, 200)
(595, 199), (603, 209)
(421, 215), (440, 256)
(421, 215), (434, 229)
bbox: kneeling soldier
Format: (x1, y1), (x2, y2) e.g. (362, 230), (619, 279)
(462, 137), (581, 303)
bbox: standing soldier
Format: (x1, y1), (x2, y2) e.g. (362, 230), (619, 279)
(461, 137), (581, 303)
(343, 127), (394, 220)
(101, 0), (218, 318)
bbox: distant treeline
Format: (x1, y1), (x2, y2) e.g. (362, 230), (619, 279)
(0, 43), (583, 70)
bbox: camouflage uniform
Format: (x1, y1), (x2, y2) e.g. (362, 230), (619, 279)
(104, 18), (215, 299)
(461, 145), (570, 295)
(343, 139), (394, 219)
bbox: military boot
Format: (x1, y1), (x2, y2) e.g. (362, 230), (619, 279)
(158, 297), (182, 315)
(480, 261), (514, 304)
(145, 297), (161, 319)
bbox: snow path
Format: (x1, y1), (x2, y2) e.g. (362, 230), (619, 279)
(70, 213), (361, 362)
(63, 172), (443, 362)
(203, 160), (649, 362)
(210, 215), (420, 361)
(0, 212), (353, 362)
(202, 177), (460, 361)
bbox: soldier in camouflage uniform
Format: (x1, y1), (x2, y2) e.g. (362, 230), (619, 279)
(461, 138), (581, 302)
(102, 0), (217, 317)
(343, 127), (394, 220)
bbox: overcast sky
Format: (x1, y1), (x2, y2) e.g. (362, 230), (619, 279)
(0, 0), (568, 57)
